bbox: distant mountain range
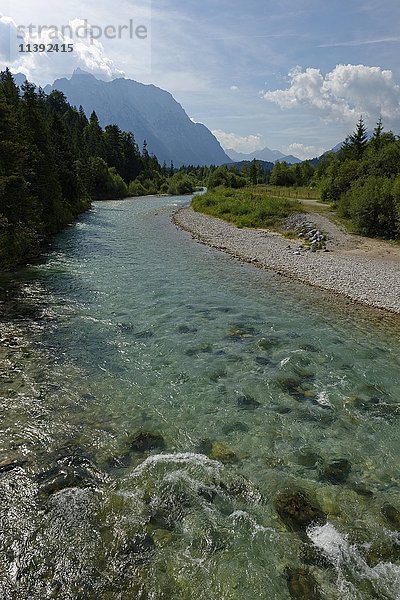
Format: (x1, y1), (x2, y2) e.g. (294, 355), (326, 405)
(224, 159), (274, 172)
(43, 69), (230, 167)
(226, 147), (301, 164)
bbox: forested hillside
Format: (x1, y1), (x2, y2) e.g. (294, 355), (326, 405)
(0, 69), (193, 270)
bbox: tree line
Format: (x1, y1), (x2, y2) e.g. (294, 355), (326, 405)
(0, 69), (198, 269)
(315, 117), (400, 237)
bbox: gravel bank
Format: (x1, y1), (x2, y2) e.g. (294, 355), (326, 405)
(173, 207), (400, 314)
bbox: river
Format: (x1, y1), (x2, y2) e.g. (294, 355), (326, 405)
(1, 195), (400, 599)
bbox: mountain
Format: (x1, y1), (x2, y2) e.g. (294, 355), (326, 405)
(330, 141), (344, 152)
(44, 69), (230, 167)
(226, 146), (301, 164)
(13, 72), (27, 87)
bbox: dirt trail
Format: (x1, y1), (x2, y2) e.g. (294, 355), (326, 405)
(298, 199), (400, 261)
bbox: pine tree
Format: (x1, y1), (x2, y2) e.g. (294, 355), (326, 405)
(348, 116), (368, 159)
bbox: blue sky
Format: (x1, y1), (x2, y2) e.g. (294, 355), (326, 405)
(1, 0), (400, 157)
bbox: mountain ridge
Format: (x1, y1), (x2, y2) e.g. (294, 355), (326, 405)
(226, 146), (301, 164)
(44, 70), (230, 167)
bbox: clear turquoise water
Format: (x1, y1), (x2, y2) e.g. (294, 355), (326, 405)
(1, 195), (400, 599)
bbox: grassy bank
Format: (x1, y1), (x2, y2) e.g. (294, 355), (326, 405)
(192, 186), (302, 229)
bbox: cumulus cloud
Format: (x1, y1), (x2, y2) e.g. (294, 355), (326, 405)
(282, 143), (326, 161)
(262, 64), (400, 128)
(230, 85), (239, 91)
(0, 16), (124, 85)
(212, 129), (264, 153)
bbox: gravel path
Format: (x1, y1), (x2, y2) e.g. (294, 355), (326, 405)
(173, 207), (400, 314)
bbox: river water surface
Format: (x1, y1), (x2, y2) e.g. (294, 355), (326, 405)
(1, 195), (400, 599)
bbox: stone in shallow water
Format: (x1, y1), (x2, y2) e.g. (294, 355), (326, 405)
(257, 337), (282, 351)
(197, 439), (213, 455)
(185, 344), (213, 356)
(275, 490), (326, 532)
(80, 393), (97, 402)
(108, 432), (166, 468)
(149, 491), (193, 530)
(222, 421), (250, 435)
(227, 325), (258, 341)
(365, 540), (400, 567)
(125, 533), (155, 563)
(277, 377), (304, 401)
(296, 451), (321, 469)
(320, 459), (351, 484)
(152, 528), (175, 547)
(301, 544), (333, 569)
(197, 486), (217, 503)
(177, 324), (197, 334)
(37, 454), (101, 498)
(286, 567), (322, 599)
(237, 395), (261, 410)
(349, 484), (373, 498)
(0, 457), (26, 473)
(130, 432), (166, 453)
(209, 441), (237, 463)
(255, 356), (273, 366)
(381, 503), (400, 531)
(300, 344), (318, 353)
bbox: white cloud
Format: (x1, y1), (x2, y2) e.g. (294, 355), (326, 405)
(212, 129), (264, 152)
(230, 85), (239, 91)
(262, 64), (400, 128)
(0, 16), (125, 85)
(282, 143), (326, 160)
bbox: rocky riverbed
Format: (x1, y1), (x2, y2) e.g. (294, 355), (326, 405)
(173, 207), (400, 314)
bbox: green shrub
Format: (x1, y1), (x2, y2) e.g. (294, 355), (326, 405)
(339, 176), (398, 238)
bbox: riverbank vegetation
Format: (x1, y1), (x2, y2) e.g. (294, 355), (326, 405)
(316, 118), (400, 238)
(199, 118), (400, 240)
(192, 186), (301, 229)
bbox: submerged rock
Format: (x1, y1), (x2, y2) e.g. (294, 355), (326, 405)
(381, 503), (400, 531)
(255, 356), (273, 366)
(296, 451), (321, 470)
(185, 344), (213, 356)
(0, 457), (26, 473)
(286, 567), (322, 599)
(222, 421), (250, 435)
(125, 533), (155, 563)
(301, 544), (333, 569)
(257, 337), (282, 351)
(108, 431), (166, 468)
(209, 441), (237, 464)
(80, 393), (97, 402)
(365, 540), (400, 567)
(350, 484), (373, 498)
(197, 439), (213, 455)
(130, 432), (166, 453)
(149, 491), (193, 530)
(300, 344), (318, 353)
(237, 395), (261, 410)
(277, 377), (304, 401)
(227, 325), (257, 341)
(37, 454), (101, 498)
(275, 490), (326, 532)
(320, 459), (351, 484)
(152, 528), (175, 548)
(177, 325), (197, 334)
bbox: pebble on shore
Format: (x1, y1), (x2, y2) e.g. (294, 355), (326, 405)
(173, 208), (400, 314)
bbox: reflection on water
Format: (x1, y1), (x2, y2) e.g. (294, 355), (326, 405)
(1, 196), (400, 599)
